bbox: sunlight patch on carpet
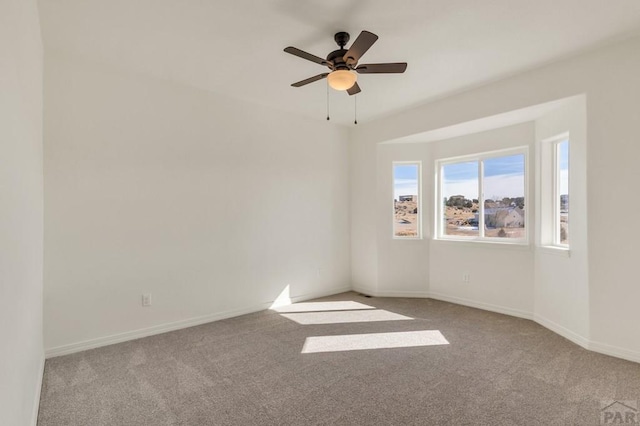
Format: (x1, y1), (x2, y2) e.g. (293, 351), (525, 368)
(272, 301), (376, 313)
(281, 309), (413, 325)
(301, 330), (449, 353)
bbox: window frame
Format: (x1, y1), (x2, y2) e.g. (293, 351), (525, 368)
(551, 135), (570, 248)
(392, 161), (422, 240)
(435, 146), (529, 245)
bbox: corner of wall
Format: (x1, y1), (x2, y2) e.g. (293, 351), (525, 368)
(31, 355), (45, 426)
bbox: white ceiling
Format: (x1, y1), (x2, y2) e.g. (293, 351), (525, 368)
(39, 0), (640, 125)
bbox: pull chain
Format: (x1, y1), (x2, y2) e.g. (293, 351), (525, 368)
(326, 82), (330, 121)
(354, 94), (358, 125)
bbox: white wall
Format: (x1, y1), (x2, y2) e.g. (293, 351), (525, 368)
(350, 128), (379, 294)
(0, 0), (44, 424)
(534, 97), (589, 344)
(375, 143), (430, 297)
(351, 35), (640, 362)
(44, 50), (351, 354)
(427, 123), (536, 318)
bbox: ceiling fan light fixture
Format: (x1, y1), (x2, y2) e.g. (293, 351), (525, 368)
(327, 70), (357, 91)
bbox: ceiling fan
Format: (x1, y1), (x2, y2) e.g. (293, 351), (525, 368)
(284, 31), (407, 95)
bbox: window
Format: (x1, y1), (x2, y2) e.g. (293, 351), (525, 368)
(539, 133), (570, 250)
(437, 148), (527, 243)
(393, 162), (420, 238)
(554, 139), (569, 246)
(441, 161), (479, 237)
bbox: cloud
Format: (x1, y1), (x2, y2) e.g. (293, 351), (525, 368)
(559, 169), (569, 194)
(442, 173), (525, 199)
(394, 178), (418, 200)
(393, 172), (530, 202)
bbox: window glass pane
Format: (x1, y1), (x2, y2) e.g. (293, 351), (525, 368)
(483, 154), (526, 239)
(442, 161), (479, 237)
(393, 164), (419, 237)
(558, 141), (569, 245)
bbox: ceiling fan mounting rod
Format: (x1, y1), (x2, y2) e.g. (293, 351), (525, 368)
(334, 31), (350, 48)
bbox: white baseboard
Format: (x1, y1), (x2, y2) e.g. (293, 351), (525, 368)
(289, 286), (352, 303)
(351, 285), (376, 296)
(427, 293), (640, 365)
(534, 315), (640, 363)
(351, 285), (429, 299)
(427, 291), (534, 320)
(589, 340), (640, 364)
(375, 290), (430, 298)
(45, 286), (350, 358)
(533, 314), (589, 349)
(31, 355), (45, 426)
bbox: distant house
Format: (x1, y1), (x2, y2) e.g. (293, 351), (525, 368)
(482, 207), (525, 228)
(448, 195), (465, 202)
(399, 195), (417, 202)
(560, 194), (569, 212)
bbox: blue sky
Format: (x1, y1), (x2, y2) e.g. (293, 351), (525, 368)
(394, 164), (418, 180)
(559, 140), (569, 171)
(443, 155), (524, 180)
(442, 154), (525, 199)
(393, 148), (568, 201)
(559, 140), (569, 194)
(393, 164), (419, 199)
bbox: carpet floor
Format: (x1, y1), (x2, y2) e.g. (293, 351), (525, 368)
(38, 292), (640, 425)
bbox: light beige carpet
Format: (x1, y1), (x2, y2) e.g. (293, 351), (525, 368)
(38, 292), (640, 425)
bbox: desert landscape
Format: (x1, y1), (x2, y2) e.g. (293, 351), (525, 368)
(394, 196), (418, 237)
(443, 195), (525, 238)
(394, 194), (568, 241)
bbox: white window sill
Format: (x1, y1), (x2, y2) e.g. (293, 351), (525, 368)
(431, 238), (531, 251)
(537, 245), (570, 257)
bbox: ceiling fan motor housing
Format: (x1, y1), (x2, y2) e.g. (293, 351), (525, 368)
(327, 49), (349, 70)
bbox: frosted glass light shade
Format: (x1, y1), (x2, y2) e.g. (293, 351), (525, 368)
(327, 70), (357, 91)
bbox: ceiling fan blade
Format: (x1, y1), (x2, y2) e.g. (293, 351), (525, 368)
(347, 82), (361, 96)
(355, 63), (408, 74)
(284, 47), (329, 66)
(291, 73), (329, 87)
(344, 31), (378, 66)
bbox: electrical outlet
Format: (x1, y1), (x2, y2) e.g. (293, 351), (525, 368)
(462, 273), (470, 283)
(142, 293), (152, 307)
